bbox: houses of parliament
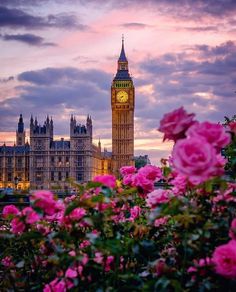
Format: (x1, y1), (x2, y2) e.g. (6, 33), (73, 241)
(0, 39), (135, 190)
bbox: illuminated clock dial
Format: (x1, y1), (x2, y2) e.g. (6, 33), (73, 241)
(117, 91), (128, 103)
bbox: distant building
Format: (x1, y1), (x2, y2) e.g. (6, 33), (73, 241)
(134, 155), (151, 169)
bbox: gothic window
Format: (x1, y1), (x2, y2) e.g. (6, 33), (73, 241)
(77, 173), (83, 181)
(51, 157), (54, 163)
(66, 172), (69, 179)
(51, 172), (54, 181)
(58, 172), (62, 181)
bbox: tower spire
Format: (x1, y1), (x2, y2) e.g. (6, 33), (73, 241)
(118, 34), (127, 62)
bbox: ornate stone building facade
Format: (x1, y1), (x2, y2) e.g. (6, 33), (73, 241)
(0, 114), (110, 190)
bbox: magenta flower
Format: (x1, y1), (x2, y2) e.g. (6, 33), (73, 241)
(172, 136), (218, 185)
(2, 205), (20, 218)
(31, 191), (57, 216)
(22, 207), (40, 224)
(154, 216), (168, 227)
(187, 121), (230, 151)
(158, 107), (196, 142)
(138, 165), (162, 181)
(93, 174), (116, 188)
(43, 278), (66, 292)
(212, 240), (236, 279)
(69, 207), (86, 221)
(11, 217), (26, 234)
(65, 267), (78, 278)
(132, 173), (154, 194)
(120, 166), (136, 176)
(146, 189), (171, 208)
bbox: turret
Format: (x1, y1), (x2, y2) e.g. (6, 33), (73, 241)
(16, 114), (25, 146)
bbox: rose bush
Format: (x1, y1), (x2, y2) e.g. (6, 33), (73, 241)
(0, 107), (235, 291)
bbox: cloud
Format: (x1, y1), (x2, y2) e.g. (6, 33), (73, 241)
(0, 67), (112, 133)
(2, 0), (236, 18)
(138, 41), (236, 123)
(120, 22), (149, 30)
(0, 6), (87, 30)
(0, 33), (56, 46)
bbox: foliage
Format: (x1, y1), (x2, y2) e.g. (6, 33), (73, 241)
(0, 107), (236, 291)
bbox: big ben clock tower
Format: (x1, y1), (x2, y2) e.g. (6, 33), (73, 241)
(111, 37), (135, 175)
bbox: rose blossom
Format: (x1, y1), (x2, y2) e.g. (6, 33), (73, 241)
(186, 121), (230, 151)
(212, 240), (236, 278)
(2, 205), (20, 218)
(93, 175), (116, 188)
(120, 166), (136, 176)
(129, 206), (141, 221)
(138, 165), (162, 181)
(158, 107), (196, 142)
(132, 173), (154, 194)
(31, 191), (57, 215)
(122, 174), (133, 185)
(22, 207), (40, 224)
(154, 216), (168, 227)
(11, 217), (26, 234)
(65, 267), (78, 278)
(43, 278), (66, 292)
(171, 174), (188, 195)
(172, 136), (218, 185)
(146, 189), (171, 208)
(69, 207), (86, 221)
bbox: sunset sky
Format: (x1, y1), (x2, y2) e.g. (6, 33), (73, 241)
(0, 0), (236, 164)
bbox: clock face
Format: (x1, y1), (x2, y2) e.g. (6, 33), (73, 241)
(117, 91), (128, 103)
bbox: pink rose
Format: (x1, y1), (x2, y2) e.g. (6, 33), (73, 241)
(11, 217), (25, 234)
(43, 278), (66, 292)
(229, 218), (236, 240)
(2, 205), (20, 218)
(1, 256), (14, 268)
(69, 207), (86, 221)
(31, 191), (57, 215)
(122, 174), (133, 185)
(154, 216), (168, 227)
(120, 166), (136, 176)
(146, 189), (171, 208)
(22, 207), (40, 224)
(171, 174), (187, 195)
(187, 121), (230, 151)
(65, 267), (78, 278)
(93, 175), (116, 188)
(132, 173), (154, 194)
(212, 240), (236, 279)
(229, 121), (236, 135)
(129, 206), (141, 221)
(158, 107), (196, 142)
(105, 255), (114, 272)
(138, 165), (162, 181)
(172, 137), (218, 185)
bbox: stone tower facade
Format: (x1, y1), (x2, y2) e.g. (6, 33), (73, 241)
(16, 114), (26, 146)
(111, 38), (135, 175)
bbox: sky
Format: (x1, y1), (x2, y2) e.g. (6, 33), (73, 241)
(0, 0), (236, 165)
